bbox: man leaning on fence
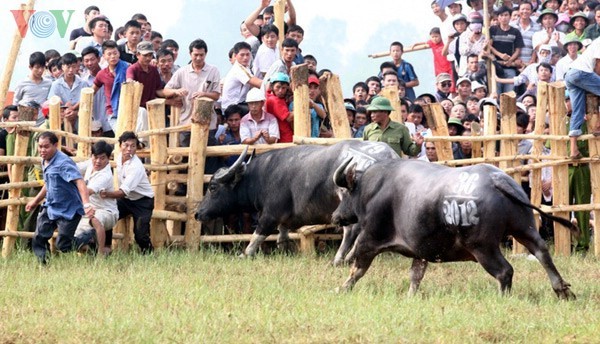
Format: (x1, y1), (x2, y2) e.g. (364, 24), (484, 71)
(26, 132), (94, 265)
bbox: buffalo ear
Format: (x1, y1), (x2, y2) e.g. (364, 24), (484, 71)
(232, 163), (246, 185)
(346, 163), (357, 191)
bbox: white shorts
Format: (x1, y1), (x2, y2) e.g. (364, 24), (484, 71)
(75, 209), (118, 235)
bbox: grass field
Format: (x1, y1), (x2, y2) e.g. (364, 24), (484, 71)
(1, 246), (599, 343)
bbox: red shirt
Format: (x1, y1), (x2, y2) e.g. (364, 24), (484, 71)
(126, 62), (163, 107)
(94, 68), (115, 115)
(427, 39), (452, 76)
(266, 94), (293, 143)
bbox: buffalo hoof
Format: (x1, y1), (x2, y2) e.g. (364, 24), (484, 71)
(556, 287), (576, 301)
(332, 258), (349, 267)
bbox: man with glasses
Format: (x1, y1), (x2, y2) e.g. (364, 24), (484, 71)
(434, 73), (452, 102)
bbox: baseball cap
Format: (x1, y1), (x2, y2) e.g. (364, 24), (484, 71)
(436, 73), (452, 84)
(456, 77), (472, 86)
(246, 88), (265, 102)
(137, 41), (155, 55)
(308, 76), (320, 86)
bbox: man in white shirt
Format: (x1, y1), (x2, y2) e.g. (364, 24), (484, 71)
(99, 132), (154, 253)
(74, 141), (118, 256)
(564, 37), (600, 158)
(221, 41), (262, 112)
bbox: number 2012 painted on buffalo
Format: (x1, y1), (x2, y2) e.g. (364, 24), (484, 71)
(442, 172), (480, 227)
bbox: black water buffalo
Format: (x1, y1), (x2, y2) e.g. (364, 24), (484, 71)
(195, 140), (399, 257)
(332, 158), (577, 299)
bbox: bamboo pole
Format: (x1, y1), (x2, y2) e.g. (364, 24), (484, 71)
(0, 121), (36, 128)
(291, 63), (311, 138)
(530, 83), (549, 235)
(320, 73), (352, 138)
(147, 99), (169, 249)
(367, 45), (429, 59)
(63, 120), (74, 150)
(471, 122), (482, 158)
(198, 232), (341, 243)
(586, 94), (600, 257)
(423, 103), (453, 161)
(0, 197), (34, 207)
(185, 97), (213, 250)
(380, 86), (403, 123)
(426, 133), (586, 142)
(273, 0), (286, 46)
(138, 123), (190, 138)
(76, 88), (94, 158)
(2, 104), (37, 258)
(0, 180), (42, 191)
(293, 137), (358, 145)
(48, 96), (62, 151)
(548, 83), (570, 256)
(0, 0), (36, 107)
(482, 105), (497, 160)
(0, 231), (124, 240)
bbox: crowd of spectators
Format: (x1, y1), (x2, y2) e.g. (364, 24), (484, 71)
(1, 0), (597, 254)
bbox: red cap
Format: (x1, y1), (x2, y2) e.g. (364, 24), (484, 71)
(308, 76), (320, 86)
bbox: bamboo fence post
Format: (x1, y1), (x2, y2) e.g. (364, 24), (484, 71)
(585, 94), (600, 257)
(320, 73), (351, 138)
(482, 105), (497, 159)
(186, 97), (213, 250)
(499, 93), (525, 254)
(167, 106), (182, 237)
(471, 122), (482, 158)
(147, 99), (169, 249)
(48, 96), (62, 151)
(530, 83), (549, 234)
(423, 103), (453, 161)
(273, 0), (286, 46)
(76, 88), (94, 158)
(380, 86), (403, 123)
(0, 0), (36, 107)
(548, 83), (570, 256)
(2, 105), (37, 258)
(291, 64), (311, 139)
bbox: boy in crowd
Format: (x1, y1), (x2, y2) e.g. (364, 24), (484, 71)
(118, 20), (143, 64)
(75, 16), (110, 54)
(80, 47), (113, 136)
(289, 75), (326, 138)
(286, 24), (305, 64)
(352, 106), (369, 138)
(48, 53), (86, 128)
(221, 41), (263, 111)
(266, 72), (293, 143)
(389, 41), (419, 101)
(13, 52), (52, 125)
(409, 27), (453, 81)
(253, 24), (280, 78)
(304, 54), (317, 73)
(160, 39), (181, 72)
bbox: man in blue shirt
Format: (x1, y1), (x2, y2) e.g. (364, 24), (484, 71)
(26, 132), (94, 264)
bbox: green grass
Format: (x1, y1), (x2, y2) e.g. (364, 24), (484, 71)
(1, 247), (599, 343)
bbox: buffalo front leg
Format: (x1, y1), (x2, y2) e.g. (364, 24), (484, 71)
(338, 250), (377, 292)
(408, 258), (428, 296)
(333, 224), (359, 267)
(243, 233), (268, 257)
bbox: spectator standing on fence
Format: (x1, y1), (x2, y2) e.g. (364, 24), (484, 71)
(221, 42), (263, 112)
(48, 53), (86, 130)
(99, 132), (154, 254)
(69, 6), (101, 47)
(12, 52), (52, 126)
(80, 47), (114, 137)
(389, 41), (419, 101)
(75, 16), (110, 55)
(163, 39), (221, 147)
(74, 141), (118, 256)
(564, 37), (600, 158)
(26, 132), (94, 264)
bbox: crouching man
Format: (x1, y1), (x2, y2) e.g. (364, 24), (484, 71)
(26, 132), (94, 264)
(74, 141), (119, 256)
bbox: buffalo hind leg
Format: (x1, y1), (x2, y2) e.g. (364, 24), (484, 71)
(470, 246), (514, 294)
(513, 230), (576, 300)
(408, 259), (428, 296)
(276, 226), (295, 253)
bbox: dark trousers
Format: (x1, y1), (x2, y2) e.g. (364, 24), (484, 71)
(118, 196), (154, 253)
(32, 207), (81, 262)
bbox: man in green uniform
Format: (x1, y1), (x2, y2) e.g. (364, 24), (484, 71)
(362, 97), (423, 157)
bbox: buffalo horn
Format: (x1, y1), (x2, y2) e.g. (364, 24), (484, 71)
(215, 145), (248, 182)
(333, 157), (353, 188)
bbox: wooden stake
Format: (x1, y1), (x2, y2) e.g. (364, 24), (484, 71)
(185, 97), (213, 250)
(273, 0), (286, 47)
(586, 94), (600, 257)
(0, 0), (36, 107)
(482, 105), (497, 160)
(290, 64), (311, 138)
(76, 88), (94, 158)
(423, 103), (453, 161)
(530, 82), (549, 235)
(548, 83), (570, 256)
(48, 96), (62, 151)
(147, 99), (169, 249)
(320, 73), (352, 138)
(380, 86), (403, 123)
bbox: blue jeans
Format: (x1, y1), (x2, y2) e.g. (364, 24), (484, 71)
(32, 207), (81, 263)
(565, 69), (600, 136)
(497, 67), (517, 94)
